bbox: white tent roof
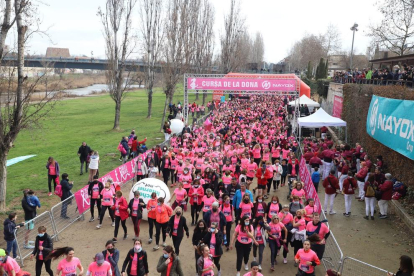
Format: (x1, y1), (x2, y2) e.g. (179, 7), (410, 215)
(289, 95), (320, 107)
(298, 108), (347, 127)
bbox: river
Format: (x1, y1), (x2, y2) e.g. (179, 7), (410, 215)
(63, 83), (143, 96)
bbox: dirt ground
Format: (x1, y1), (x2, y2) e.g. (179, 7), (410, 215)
(20, 177), (413, 276)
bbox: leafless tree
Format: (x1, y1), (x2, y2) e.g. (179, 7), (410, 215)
(98, 0), (137, 130)
(321, 24), (342, 56)
(368, 0), (414, 56)
(287, 34), (326, 72)
(220, 0), (246, 74)
(190, 0), (214, 103)
(139, 0), (164, 119)
(160, 0), (193, 129)
(250, 31), (264, 67)
(0, 0), (57, 211)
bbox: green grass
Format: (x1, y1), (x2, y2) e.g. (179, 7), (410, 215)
(5, 86), (208, 210)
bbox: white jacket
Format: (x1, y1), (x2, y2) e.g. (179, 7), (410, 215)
(272, 164), (283, 180)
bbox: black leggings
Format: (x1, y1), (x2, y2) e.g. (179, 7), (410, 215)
(162, 168), (170, 184)
(273, 180), (280, 190)
(172, 235), (183, 255)
(170, 170), (176, 184)
(213, 256), (221, 271)
(131, 216), (141, 237)
(148, 218), (155, 239)
(155, 221), (168, 245)
(254, 158), (261, 166)
(281, 175), (287, 185)
(191, 203), (201, 224)
(136, 174), (145, 182)
(293, 239), (303, 256)
(99, 206), (114, 224)
(48, 175), (57, 193)
(90, 198), (101, 218)
(311, 243), (325, 260)
(36, 259), (53, 276)
(225, 221), (232, 247)
(266, 178), (273, 193)
(235, 241), (252, 271)
(114, 216), (127, 238)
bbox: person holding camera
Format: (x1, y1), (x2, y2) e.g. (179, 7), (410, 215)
(3, 212), (24, 258)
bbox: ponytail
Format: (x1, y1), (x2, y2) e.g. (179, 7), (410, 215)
(46, 247), (74, 261)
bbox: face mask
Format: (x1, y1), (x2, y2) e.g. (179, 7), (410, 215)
(225, 199), (230, 204)
(163, 254), (169, 259)
(283, 211), (288, 214)
(210, 228), (215, 233)
(107, 248), (115, 254)
(194, 185), (199, 188)
(0, 258), (3, 262)
(199, 226), (204, 230)
(134, 245), (142, 253)
(244, 221), (250, 226)
(38, 233), (45, 237)
(176, 212), (181, 216)
(258, 199), (262, 203)
(184, 170), (189, 174)
(294, 201), (299, 205)
(297, 216), (302, 219)
(259, 221), (264, 226)
(212, 207), (218, 212)
(139, 160), (142, 162)
(172, 157), (175, 159)
(243, 199), (249, 203)
(157, 203), (161, 206)
(197, 176), (201, 179)
(272, 201), (277, 204)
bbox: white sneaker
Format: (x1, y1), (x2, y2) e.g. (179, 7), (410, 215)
(244, 264), (249, 271)
(236, 273), (240, 276)
(329, 210), (337, 215)
(283, 258), (287, 264)
(258, 265), (262, 270)
(218, 271), (221, 276)
(162, 242), (167, 247)
(148, 238), (153, 244)
(96, 224), (101, 229)
(153, 245), (159, 250)
(111, 222), (115, 227)
(253, 257), (257, 262)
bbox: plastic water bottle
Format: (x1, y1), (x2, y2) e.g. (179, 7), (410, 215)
(223, 234), (227, 245)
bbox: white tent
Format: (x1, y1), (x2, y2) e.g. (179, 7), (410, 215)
(297, 108), (347, 141)
(289, 95), (320, 107)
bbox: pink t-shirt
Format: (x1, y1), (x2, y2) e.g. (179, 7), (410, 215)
(101, 189), (114, 206)
(296, 249), (319, 274)
(202, 257), (214, 276)
(255, 203), (265, 217)
(2, 256), (21, 275)
(131, 198), (140, 217)
(252, 148), (261, 159)
(87, 261), (111, 276)
(210, 233), (217, 257)
(57, 257), (81, 276)
(269, 221), (284, 240)
(92, 184), (100, 199)
(291, 189), (306, 203)
(268, 203), (280, 217)
(295, 218), (306, 231)
(221, 204), (233, 222)
(202, 196), (216, 212)
(38, 240), (44, 260)
(174, 188), (187, 203)
(255, 225), (264, 245)
(235, 224), (253, 244)
(243, 272), (263, 276)
(246, 163), (258, 178)
(306, 221), (330, 242)
(173, 216), (180, 236)
(239, 202), (253, 219)
(278, 212), (294, 225)
(130, 253), (138, 275)
(179, 174), (192, 189)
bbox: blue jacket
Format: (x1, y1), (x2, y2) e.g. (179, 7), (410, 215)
(232, 189), (253, 210)
(311, 171), (321, 183)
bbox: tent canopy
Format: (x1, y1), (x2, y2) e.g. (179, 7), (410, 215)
(298, 108), (346, 127)
(289, 95), (320, 107)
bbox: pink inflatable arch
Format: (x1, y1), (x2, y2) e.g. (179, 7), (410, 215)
(225, 73), (310, 98)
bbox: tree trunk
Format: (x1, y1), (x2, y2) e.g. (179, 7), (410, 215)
(147, 88), (153, 119)
(195, 91), (199, 100)
(160, 95), (169, 131)
(113, 100), (121, 130)
(0, 152), (8, 211)
(202, 91), (207, 106)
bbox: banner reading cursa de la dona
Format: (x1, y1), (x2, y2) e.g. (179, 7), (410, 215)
(366, 95), (414, 160)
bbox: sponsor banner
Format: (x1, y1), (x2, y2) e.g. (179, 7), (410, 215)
(187, 77), (296, 92)
(213, 90), (223, 101)
(299, 157), (322, 213)
(332, 95), (343, 118)
(367, 95), (414, 160)
(74, 153), (147, 214)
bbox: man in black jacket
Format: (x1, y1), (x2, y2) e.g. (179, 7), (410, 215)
(30, 226), (54, 276)
(60, 173), (74, 219)
(88, 175), (104, 222)
(22, 190), (37, 249)
(78, 141), (91, 175)
(3, 212), (24, 258)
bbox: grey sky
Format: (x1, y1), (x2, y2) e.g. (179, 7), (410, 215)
(24, 0), (381, 62)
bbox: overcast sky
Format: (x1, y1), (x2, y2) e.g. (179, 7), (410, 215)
(23, 0), (381, 62)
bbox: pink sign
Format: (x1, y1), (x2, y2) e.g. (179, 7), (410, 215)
(333, 95), (343, 118)
(187, 77), (296, 92)
(299, 157), (322, 213)
(74, 153), (147, 214)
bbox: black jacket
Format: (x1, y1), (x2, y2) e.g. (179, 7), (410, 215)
(192, 230), (207, 246)
(3, 219), (20, 241)
(145, 151), (159, 167)
(128, 198), (146, 220)
(102, 249), (120, 276)
(226, 184), (241, 201)
(202, 231), (224, 256)
(167, 216), (189, 238)
(32, 233), (53, 260)
(22, 196), (37, 221)
(203, 211), (226, 232)
(61, 179), (73, 201)
(121, 249), (149, 276)
(252, 201), (268, 219)
(88, 180), (104, 198)
(78, 145), (91, 159)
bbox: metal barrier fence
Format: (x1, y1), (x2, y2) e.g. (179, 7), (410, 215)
(14, 211), (56, 266)
(320, 211), (343, 272)
(334, 77), (414, 87)
(50, 195), (85, 240)
(340, 257), (390, 276)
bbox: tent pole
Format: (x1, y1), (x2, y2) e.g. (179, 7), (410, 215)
(345, 126), (348, 143)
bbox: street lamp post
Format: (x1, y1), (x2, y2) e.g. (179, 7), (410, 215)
(350, 23), (358, 70)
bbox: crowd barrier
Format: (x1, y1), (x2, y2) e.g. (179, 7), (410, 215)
(334, 77), (413, 87)
(340, 257), (389, 276)
(13, 112), (212, 266)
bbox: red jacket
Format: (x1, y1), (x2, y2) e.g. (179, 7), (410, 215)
(322, 175), (339, 194)
(111, 196), (129, 220)
(256, 168), (272, 185)
(342, 177), (357, 195)
(379, 180), (393, 200)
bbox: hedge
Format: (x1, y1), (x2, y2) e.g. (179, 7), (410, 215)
(342, 84), (414, 188)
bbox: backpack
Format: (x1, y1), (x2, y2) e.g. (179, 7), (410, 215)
(55, 177), (63, 198)
(393, 181), (407, 196)
(366, 183), (375, 197)
(117, 143), (127, 155)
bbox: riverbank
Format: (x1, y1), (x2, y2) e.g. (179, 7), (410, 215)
(32, 73), (107, 91)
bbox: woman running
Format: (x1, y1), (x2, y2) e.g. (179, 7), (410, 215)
(47, 247), (84, 276)
(154, 197), (173, 250)
(121, 239), (149, 276)
(97, 180), (115, 229)
(202, 222), (224, 276)
(197, 245), (215, 276)
(267, 215), (288, 270)
(294, 240), (321, 276)
(189, 179), (204, 225)
(112, 191), (128, 242)
(169, 182), (188, 211)
(166, 207), (189, 256)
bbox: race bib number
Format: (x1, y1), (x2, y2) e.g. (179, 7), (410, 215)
(240, 237), (249, 243)
(244, 212), (251, 217)
(223, 211), (230, 216)
(256, 236), (262, 241)
(204, 206), (210, 210)
(270, 211), (277, 216)
(103, 198), (111, 202)
(132, 210), (138, 215)
(300, 264), (310, 272)
(181, 200), (187, 205)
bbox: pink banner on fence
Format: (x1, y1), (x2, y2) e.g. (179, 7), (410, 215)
(333, 95), (343, 118)
(74, 153), (147, 214)
(299, 157), (322, 213)
(187, 77), (296, 92)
